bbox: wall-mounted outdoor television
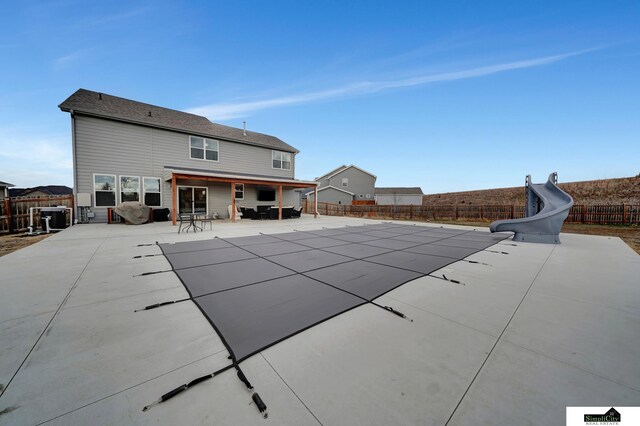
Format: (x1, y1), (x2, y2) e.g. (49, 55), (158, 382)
(257, 188), (276, 202)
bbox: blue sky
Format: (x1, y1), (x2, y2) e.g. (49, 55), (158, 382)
(1, 1), (639, 193)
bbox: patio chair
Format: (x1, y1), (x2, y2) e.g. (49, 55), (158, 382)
(291, 207), (302, 218)
(269, 207), (279, 220)
(228, 205), (243, 220)
(177, 214), (192, 234)
(282, 207), (293, 219)
(240, 207), (257, 220)
(199, 214), (214, 230)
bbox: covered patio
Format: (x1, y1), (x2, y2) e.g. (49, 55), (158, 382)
(164, 167), (319, 224)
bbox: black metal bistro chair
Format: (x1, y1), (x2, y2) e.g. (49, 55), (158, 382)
(177, 214), (193, 233)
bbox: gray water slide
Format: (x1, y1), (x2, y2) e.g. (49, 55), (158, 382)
(490, 172), (574, 243)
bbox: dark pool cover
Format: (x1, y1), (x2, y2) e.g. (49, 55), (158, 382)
(158, 223), (508, 362)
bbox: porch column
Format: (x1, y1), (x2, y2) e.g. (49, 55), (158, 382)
(231, 182), (236, 223)
(278, 185), (283, 220)
(171, 173), (177, 225)
(314, 185), (318, 219)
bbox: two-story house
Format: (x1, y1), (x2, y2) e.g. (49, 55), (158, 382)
(307, 165), (376, 205)
(59, 89), (318, 224)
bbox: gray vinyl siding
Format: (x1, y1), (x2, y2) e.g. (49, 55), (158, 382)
(308, 187), (353, 205)
(74, 115), (296, 222)
(316, 167), (375, 204)
(375, 194), (423, 205)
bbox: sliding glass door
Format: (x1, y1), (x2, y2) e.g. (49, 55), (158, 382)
(178, 186), (208, 215)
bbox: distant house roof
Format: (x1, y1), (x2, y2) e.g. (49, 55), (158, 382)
(375, 187), (424, 195)
(315, 164), (377, 181)
(0, 181), (15, 188)
(59, 89), (298, 153)
(9, 185), (73, 197)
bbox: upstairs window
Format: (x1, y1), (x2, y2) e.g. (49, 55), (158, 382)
(120, 176), (140, 202)
(190, 136), (219, 161)
(94, 174), (116, 207)
(342, 178), (349, 187)
(143, 177), (162, 207)
(272, 150), (291, 170)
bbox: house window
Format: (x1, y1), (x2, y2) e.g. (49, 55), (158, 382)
(234, 183), (244, 200)
(120, 176), (140, 202)
(366, 194), (371, 199)
(272, 150), (291, 170)
(143, 177), (162, 207)
(190, 136), (219, 161)
(94, 174), (116, 207)
(342, 178), (349, 187)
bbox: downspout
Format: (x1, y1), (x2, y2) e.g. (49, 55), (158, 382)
(70, 110), (79, 221)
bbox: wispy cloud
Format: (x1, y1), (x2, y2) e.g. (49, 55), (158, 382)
(188, 48), (599, 121)
(52, 48), (89, 69)
(77, 6), (149, 28)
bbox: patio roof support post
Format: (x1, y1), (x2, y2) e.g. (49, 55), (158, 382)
(171, 173), (177, 225)
(231, 181), (236, 223)
(314, 185), (318, 219)
(278, 185), (283, 220)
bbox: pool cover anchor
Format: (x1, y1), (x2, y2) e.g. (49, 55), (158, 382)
(134, 298), (189, 312)
(464, 260), (491, 266)
(237, 367), (268, 419)
(142, 364), (235, 412)
(484, 249), (509, 255)
(381, 305), (413, 322)
(142, 364), (268, 419)
(134, 269), (172, 277)
(132, 254), (162, 259)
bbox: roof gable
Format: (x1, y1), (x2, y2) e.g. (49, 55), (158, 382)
(59, 89), (298, 153)
(317, 185), (355, 196)
(315, 165), (348, 180)
(317, 164), (376, 181)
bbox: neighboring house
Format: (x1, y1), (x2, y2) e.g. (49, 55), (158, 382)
(9, 185), (73, 198)
(59, 89), (317, 223)
(375, 187), (424, 205)
(0, 181), (14, 198)
(307, 165), (376, 205)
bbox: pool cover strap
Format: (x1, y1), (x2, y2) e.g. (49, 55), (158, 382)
(142, 363), (234, 411)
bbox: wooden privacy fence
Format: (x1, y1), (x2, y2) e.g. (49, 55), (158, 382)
(0, 195), (74, 233)
(303, 201), (640, 225)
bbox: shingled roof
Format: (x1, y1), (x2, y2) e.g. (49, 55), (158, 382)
(59, 89), (298, 153)
(375, 187), (424, 195)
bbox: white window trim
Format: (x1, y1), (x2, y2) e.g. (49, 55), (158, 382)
(271, 150), (292, 170)
(234, 183), (244, 200)
(93, 173), (117, 208)
(342, 178), (349, 188)
(143, 177), (162, 207)
(189, 136), (220, 162)
(119, 175), (141, 203)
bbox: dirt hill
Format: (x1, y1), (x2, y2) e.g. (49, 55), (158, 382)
(423, 176), (640, 206)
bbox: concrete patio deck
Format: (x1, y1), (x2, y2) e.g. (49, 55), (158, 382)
(1, 215), (638, 425)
